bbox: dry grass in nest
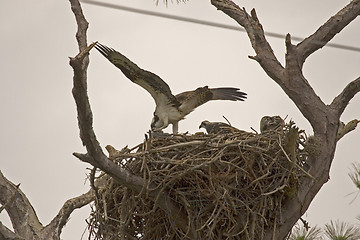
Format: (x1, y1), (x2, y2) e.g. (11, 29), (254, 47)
(87, 121), (313, 240)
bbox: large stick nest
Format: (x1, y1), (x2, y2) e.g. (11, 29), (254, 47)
(87, 121), (315, 239)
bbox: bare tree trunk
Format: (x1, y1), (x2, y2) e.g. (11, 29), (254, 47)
(210, 0), (360, 239)
(68, 0), (197, 237)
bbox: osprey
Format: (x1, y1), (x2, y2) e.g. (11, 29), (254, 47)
(260, 116), (285, 133)
(95, 43), (247, 134)
(199, 120), (241, 134)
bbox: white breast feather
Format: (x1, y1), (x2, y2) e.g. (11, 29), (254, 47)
(155, 104), (183, 125)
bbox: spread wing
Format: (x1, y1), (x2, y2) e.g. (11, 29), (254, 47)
(94, 43), (180, 108)
(176, 87), (247, 115)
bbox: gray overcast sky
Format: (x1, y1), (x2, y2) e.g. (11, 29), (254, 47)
(0, 0), (359, 238)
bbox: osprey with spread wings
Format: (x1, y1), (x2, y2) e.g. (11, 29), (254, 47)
(95, 43), (247, 134)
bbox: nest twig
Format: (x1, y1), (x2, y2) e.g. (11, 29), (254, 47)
(87, 121), (313, 240)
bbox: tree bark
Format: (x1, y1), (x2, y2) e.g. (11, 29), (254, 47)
(68, 0), (196, 237)
(0, 170), (96, 240)
(0, 170), (42, 239)
(210, 0), (360, 239)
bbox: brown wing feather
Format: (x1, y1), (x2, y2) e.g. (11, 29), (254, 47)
(210, 88), (247, 101)
(177, 86), (247, 115)
(95, 43), (180, 107)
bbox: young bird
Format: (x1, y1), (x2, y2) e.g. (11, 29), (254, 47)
(199, 120), (241, 134)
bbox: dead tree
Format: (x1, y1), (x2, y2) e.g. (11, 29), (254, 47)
(0, 169), (97, 240)
(0, 0), (359, 239)
(209, 0), (360, 238)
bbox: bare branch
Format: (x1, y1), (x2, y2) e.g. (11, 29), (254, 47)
(211, 1), (360, 133)
(211, 0), (328, 133)
(0, 170), (42, 238)
(297, 0), (360, 64)
(211, 0), (284, 84)
(0, 222), (23, 240)
(0, 168), (107, 239)
(336, 119), (360, 141)
(73, 153), (196, 237)
(69, 0), (195, 236)
(210, 1), (358, 239)
(331, 76), (360, 117)
(41, 189), (95, 239)
(284, 34), (328, 133)
(0, 183), (20, 214)
(69, 0), (107, 169)
(69, 0), (88, 51)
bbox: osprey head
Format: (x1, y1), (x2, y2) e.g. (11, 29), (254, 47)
(151, 113), (167, 131)
(260, 116), (284, 133)
(199, 120), (210, 130)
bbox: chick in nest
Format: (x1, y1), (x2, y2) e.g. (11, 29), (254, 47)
(199, 120), (241, 134)
(260, 116), (285, 133)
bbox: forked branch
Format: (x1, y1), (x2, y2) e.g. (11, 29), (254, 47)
(211, 0), (328, 132)
(331, 76), (360, 117)
(0, 169), (100, 240)
(210, 0), (359, 239)
(0, 222), (23, 240)
(0, 170), (42, 238)
(41, 189), (95, 238)
(210, 0), (284, 84)
(297, 0), (360, 64)
(68, 0), (194, 236)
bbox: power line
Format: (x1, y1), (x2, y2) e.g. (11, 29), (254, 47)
(82, 0), (360, 53)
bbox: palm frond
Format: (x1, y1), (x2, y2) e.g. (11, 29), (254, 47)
(349, 162), (360, 190)
(324, 220), (360, 240)
(288, 224), (323, 240)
